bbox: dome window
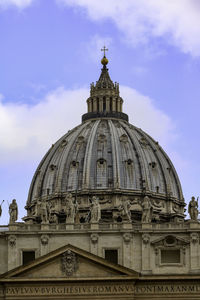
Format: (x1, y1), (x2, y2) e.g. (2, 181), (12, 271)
(127, 159), (133, 166)
(61, 139), (67, 147)
(98, 158), (105, 165)
(149, 162), (157, 169)
(120, 134), (128, 143)
(72, 161), (78, 167)
(50, 164), (56, 171)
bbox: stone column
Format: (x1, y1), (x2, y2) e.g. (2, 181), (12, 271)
(117, 99), (121, 112)
(99, 97), (103, 112)
(120, 99), (123, 112)
(112, 98), (116, 112)
(141, 233), (151, 273)
(106, 97), (110, 112)
(88, 99), (92, 112)
(93, 97), (97, 112)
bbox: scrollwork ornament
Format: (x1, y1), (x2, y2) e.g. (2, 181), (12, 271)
(8, 235), (16, 247)
(41, 234), (49, 245)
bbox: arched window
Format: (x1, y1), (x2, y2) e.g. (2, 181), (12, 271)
(96, 158), (107, 188)
(67, 161), (79, 190)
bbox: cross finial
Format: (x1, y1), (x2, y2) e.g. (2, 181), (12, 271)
(101, 46), (108, 57)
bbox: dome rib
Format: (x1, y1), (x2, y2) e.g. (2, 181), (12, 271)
(82, 120), (100, 189)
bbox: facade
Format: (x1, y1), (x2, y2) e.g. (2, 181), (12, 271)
(0, 53), (200, 299)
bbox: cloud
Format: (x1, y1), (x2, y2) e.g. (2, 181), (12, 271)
(0, 85), (177, 165)
(0, 0), (34, 9)
(58, 0), (200, 57)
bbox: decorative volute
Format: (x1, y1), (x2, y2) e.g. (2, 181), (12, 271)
(82, 48), (128, 122)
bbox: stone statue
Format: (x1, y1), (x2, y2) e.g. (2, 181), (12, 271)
(65, 193), (76, 223)
(40, 199), (49, 224)
(90, 196), (101, 223)
(9, 199), (18, 224)
(188, 196), (199, 221)
(0, 200), (4, 217)
(141, 196), (152, 223)
(118, 199), (132, 222)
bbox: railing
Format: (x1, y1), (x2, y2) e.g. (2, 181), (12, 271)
(0, 221), (198, 232)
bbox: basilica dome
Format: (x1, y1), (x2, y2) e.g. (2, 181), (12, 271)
(25, 56), (185, 224)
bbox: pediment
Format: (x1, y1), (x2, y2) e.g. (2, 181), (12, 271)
(151, 235), (190, 246)
(0, 244), (138, 280)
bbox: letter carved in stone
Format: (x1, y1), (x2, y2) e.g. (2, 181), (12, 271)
(61, 250), (78, 276)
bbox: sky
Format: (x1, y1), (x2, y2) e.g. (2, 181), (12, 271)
(0, 0), (200, 224)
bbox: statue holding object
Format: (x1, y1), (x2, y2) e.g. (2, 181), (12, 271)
(188, 196), (199, 221)
(141, 196), (152, 223)
(9, 199), (18, 224)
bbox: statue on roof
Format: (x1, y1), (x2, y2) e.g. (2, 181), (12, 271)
(188, 196), (199, 221)
(9, 199), (18, 224)
(65, 193), (76, 223)
(90, 196), (101, 223)
(0, 200), (4, 217)
(118, 198), (132, 223)
(141, 196), (152, 223)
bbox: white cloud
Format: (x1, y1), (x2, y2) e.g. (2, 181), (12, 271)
(58, 0), (200, 57)
(0, 85), (177, 164)
(0, 0), (34, 9)
(121, 86), (176, 148)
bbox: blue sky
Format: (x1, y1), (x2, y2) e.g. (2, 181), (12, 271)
(0, 0), (200, 224)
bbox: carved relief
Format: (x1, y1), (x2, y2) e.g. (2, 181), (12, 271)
(8, 235), (16, 247)
(190, 233), (199, 244)
(41, 235), (49, 245)
(142, 234), (150, 245)
(123, 233), (132, 243)
(61, 250), (78, 276)
(90, 233), (99, 244)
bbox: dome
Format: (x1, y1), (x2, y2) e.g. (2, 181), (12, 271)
(25, 54), (185, 224)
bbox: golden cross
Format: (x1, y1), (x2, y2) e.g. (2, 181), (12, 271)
(101, 46), (108, 56)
